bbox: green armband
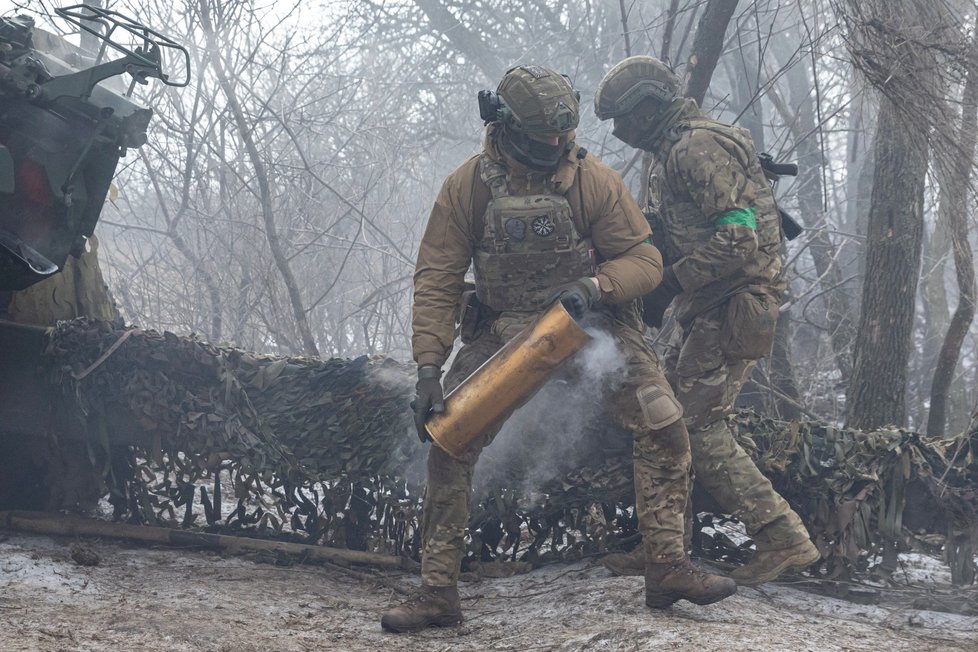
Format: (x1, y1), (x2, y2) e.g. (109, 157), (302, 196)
(715, 207), (756, 229)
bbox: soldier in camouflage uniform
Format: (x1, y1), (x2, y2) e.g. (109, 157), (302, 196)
(594, 56), (820, 586)
(381, 65), (736, 633)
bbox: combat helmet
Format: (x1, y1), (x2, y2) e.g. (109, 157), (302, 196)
(491, 65), (580, 170)
(496, 65), (580, 133)
(594, 55), (679, 120)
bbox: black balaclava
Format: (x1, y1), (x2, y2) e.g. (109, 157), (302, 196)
(500, 125), (568, 171)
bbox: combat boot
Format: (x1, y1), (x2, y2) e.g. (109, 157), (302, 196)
(729, 539), (820, 587)
(380, 585), (462, 633)
(603, 524), (694, 577)
(645, 557), (737, 608)
(602, 546), (645, 576)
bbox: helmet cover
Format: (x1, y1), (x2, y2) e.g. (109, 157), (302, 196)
(496, 65), (580, 134)
(594, 56), (679, 120)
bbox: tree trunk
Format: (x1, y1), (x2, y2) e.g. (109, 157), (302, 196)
(845, 112), (876, 314)
(927, 62), (978, 436)
(768, 309), (802, 420)
(915, 185), (952, 425)
(684, 0), (740, 106)
(414, 0), (505, 82)
(845, 97), (926, 430)
(78, 0), (104, 56)
(138, 148), (224, 344)
(659, 0), (682, 64)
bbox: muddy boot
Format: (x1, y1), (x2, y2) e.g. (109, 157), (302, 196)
(380, 585), (462, 633)
(730, 539), (820, 587)
(602, 546), (645, 576)
(645, 557), (737, 608)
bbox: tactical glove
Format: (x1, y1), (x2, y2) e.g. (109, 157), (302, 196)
(549, 277), (601, 319)
(412, 365), (445, 443)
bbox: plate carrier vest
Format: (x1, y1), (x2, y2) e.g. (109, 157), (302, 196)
(473, 155), (595, 312)
(647, 118), (782, 263)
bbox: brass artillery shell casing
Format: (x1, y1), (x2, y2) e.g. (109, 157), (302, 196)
(424, 301), (591, 459)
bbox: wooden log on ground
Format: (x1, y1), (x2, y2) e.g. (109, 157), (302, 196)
(0, 510), (414, 570)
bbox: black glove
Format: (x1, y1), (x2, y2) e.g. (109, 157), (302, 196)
(412, 365), (444, 443)
(549, 277), (601, 319)
(642, 266), (682, 329)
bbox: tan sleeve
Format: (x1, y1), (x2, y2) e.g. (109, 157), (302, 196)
(578, 157), (664, 303)
(596, 241), (663, 302)
(411, 165), (476, 368)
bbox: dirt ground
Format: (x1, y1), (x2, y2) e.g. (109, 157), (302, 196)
(1, 531), (976, 652)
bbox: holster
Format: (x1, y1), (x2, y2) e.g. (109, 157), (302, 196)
(457, 286), (497, 344)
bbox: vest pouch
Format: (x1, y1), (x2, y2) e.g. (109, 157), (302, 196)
(719, 291), (778, 361)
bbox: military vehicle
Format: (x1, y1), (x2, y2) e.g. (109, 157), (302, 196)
(0, 4), (188, 508)
(0, 3), (187, 292)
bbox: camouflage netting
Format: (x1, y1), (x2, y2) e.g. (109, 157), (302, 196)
(30, 318), (978, 585)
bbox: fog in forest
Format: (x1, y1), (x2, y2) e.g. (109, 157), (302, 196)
(7, 0), (978, 437)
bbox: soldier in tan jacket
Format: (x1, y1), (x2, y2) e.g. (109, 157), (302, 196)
(382, 65), (736, 633)
(595, 56), (820, 586)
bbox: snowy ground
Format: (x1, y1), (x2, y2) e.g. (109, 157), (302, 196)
(1, 532), (976, 652)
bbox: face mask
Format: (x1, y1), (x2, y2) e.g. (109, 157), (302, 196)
(612, 114), (648, 149)
(501, 127), (567, 171)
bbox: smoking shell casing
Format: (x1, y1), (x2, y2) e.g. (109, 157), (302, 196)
(424, 301), (591, 459)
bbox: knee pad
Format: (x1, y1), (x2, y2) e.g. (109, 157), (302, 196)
(636, 384), (683, 430)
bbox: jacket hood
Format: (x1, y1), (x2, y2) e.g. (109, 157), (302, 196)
(644, 98), (702, 152)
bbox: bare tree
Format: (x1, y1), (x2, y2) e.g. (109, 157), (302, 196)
(928, 29), (978, 436)
(841, 0), (955, 430)
(783, 36), (856, 382)
(684, 0), (740, 105)
(198, 1), (320, 356)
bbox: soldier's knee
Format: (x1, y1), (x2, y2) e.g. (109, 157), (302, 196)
(688, 420), (745, 477)
(636, 383), (684, 430)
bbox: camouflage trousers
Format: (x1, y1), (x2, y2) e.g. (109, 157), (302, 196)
(665, 299), (809, 550)
(421, 311), (691, 587)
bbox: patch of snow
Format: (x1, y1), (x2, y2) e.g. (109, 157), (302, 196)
(0, 531), (975, 652)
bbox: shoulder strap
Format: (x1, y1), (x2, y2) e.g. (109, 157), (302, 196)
(479, 155), (509, 199)
(684, 118), (752, 150)
(468, 155), (496, 243)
